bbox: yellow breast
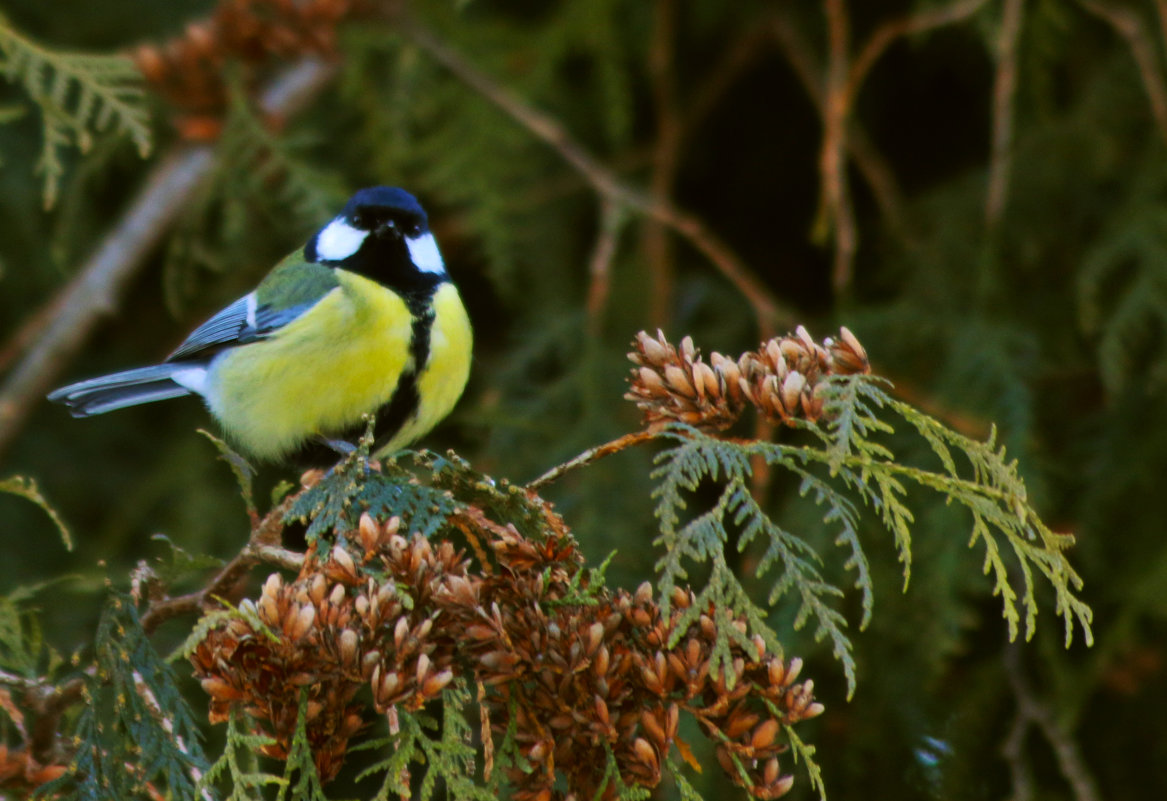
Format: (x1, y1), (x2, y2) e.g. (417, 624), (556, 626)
(207, 272), (415, 461)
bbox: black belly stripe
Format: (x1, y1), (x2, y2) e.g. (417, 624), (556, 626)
(288, 280), (442, 467)
(370, 297), (434, 446)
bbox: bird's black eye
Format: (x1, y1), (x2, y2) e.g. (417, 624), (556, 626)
(352, 210), (371, 230)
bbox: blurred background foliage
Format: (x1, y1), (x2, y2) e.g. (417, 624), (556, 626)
(0, 0), (1165, 798)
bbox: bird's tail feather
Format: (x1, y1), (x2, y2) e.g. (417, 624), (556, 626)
(48, 364), (203, 418)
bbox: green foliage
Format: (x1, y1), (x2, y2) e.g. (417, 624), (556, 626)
(0, 13), (150, 207)
(39, 591), (206, 801)
(355, 683), (496, 801)
(1076, 150), (1167, 393)
(651, 374), (1093, 698)
(286, 451), (457, 544)
(198, 708), (287, 800)
(0, 582), (64, 678)
(0, 475), (71, 550)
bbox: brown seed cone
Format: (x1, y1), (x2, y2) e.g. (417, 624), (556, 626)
(625, 330), (747, 432)
(190, 483), (820, 798)
(627, 326), (872, 432)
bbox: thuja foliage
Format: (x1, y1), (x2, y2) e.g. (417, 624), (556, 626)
(39, 592), (207, 801)
(0, 327), (1087, 801)
(0, 13), (151, 207)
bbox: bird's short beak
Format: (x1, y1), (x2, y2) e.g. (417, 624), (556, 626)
(376, 219), (398, 238)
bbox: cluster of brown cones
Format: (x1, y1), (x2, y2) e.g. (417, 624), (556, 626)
(190, 501), (821, 797)
(625, 326), (870, 433)
(131, 0), (363, 139)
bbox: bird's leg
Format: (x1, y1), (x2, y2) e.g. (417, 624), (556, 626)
(314, 435), (377, 477)
(316, 436), (357, 456)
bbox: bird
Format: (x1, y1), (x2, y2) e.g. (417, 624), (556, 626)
(48, 186), (473, 464)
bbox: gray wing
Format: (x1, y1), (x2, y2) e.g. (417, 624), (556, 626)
(165, 293), (314, 362)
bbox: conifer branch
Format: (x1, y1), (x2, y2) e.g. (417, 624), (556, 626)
(0, 59), (337, 461)
(140, 494), (302, 635)
(404, 21), (795, 337)
(986, 0), (1025, 230)
(526, 430), (658, 490)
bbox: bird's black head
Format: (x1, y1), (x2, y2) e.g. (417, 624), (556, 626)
(305, 186), (446, 292)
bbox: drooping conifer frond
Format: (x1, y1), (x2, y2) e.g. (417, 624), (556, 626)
(38, 592), (207, 801)
(632, 328), (1093, 698)
(0, 15), (151, 207)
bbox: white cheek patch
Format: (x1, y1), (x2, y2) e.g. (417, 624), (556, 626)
(406, 232), (446, 274)
(316, 218), (369, 262)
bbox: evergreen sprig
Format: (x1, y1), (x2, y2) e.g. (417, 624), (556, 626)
(0, 15), (151, 207)
(38, 592), (207, 801)
(649, 373), (1093, 697)
(198, 708), (287, 801)
(356, 683), (495, 801)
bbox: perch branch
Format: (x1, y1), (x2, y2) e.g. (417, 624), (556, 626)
(404, 22), (794, 338)
(0, 58), (338, 461)
(986, 0), (1025, 229)
(139, 493), (303, 634)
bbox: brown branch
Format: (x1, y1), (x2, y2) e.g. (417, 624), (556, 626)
(986, 0), (1025, 230)
(403, 22), (795, 338)
(1157, 0), (1167, 64)
(526, 430), (658, 491)
(585, 198), (626, 337)
(1077, 0), (1167, 145)
(642, 0), (681, 330)
(771, 12), (910, 238)
(1003, 644), (1101, 801)
(848, 0), (992, 102)
(139, 494), (303, 635)
(821, 0), (857, 293)
(0, 58), (338, 462)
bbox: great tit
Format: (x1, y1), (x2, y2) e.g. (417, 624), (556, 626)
(48, 187), (473, 463)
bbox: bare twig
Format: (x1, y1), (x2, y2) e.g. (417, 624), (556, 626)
(404, 22), (794, 338)
(1077, 0), (1167, 145)
(139, 494), (303, 634)
(848, 0), (992, 102)
(586, 198), (626, 336)
(1157, 0), (1167, 63)
(526, 430), (658, 491)
(0, 58), (338, 461)
(1003, 644), (1101, 801)
(771, 12), (910, 237)
(642, 0), (681, 329)
(986, 0), (1025, 229)
(821, 0), (857, 293)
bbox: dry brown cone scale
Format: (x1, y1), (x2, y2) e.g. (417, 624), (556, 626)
(625, 325), (870, 433)
(190, 500), (823, 797)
